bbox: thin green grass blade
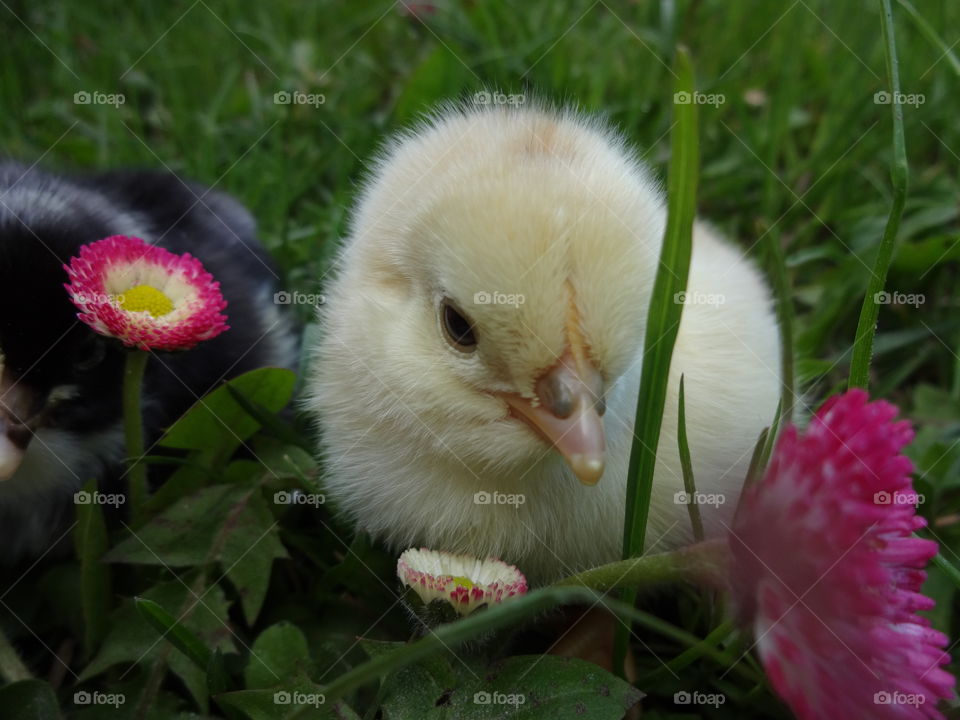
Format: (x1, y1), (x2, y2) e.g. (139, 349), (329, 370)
(615, 43), (699, 678)
(134, 597), (212, 672)
(896, 0), (960, 77)
(620, 46), (699, 560)
(677, 376), (704, 542)
(848, 0), (910, 389)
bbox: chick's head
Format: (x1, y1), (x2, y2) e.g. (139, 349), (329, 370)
(313, 105), (666, 490)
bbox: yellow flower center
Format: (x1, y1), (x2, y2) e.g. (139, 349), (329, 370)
(118, 285), (174, 317)
(452, 576), (474, 590)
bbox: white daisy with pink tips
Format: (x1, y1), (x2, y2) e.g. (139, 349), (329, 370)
(398, 548), (528, 616)
(64, 235), (228, 351)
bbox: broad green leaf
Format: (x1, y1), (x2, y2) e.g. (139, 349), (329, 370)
(451, 655), (642, 719)
(245, 622), (312, 690)
(0, 680), (61, 720)
(80, 580), (235, 712)
(217, 678), (354, 720)
(161, 368), (297, 452)
(105, 484), (286, 624)
(73, 478), (112, 651)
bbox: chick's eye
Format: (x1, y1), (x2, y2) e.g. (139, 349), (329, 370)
(440, 299), (477, 352)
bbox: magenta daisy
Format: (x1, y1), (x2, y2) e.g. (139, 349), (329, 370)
(729, 389), (954, 719)
(64, 235), (228, 351)
(398, 548), (528, 616)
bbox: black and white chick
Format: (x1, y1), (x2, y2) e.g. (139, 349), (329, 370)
(0, 162), (296, 563)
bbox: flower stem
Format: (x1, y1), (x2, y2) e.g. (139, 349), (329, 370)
(123, 350), (150, 525)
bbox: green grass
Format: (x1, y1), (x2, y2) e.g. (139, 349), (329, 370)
(2, 0), (960, 717)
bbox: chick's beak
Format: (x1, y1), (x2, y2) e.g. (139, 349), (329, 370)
(503, 350), (606, 486)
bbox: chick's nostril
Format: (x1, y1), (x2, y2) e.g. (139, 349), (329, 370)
(595, 392), (606, 416)
(536, 372), (575, 419)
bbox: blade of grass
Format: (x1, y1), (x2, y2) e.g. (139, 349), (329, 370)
(616, 44), (699, 677)
(135, 597), (212, 672)
(848, 0), (909, 389)
(932, 553), (960, 590)
(896, 0), (960, 77)
(73, 479), (111, 651)
(677, 376), (704, 542)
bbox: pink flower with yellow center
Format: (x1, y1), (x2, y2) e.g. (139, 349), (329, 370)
(398, 548), (527, 616)
(64, 235), (228, 351)
(730, 389), (954, 719)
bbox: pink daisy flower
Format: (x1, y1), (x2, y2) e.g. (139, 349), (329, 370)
(64, 235), (228, 351)
(730, 389), (954, 719)
(398, 548), (527, 616)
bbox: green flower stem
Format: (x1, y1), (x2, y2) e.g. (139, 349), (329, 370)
(848, 0), (909, 389)
(554, 540), (728, 592)
(123, 350), (150, 525)
(0, 626), (31, 683)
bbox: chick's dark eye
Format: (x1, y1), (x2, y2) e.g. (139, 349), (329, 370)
(441, 299), (477, 352)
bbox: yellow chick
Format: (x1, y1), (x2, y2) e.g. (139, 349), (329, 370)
(306, 103), (781, 584)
